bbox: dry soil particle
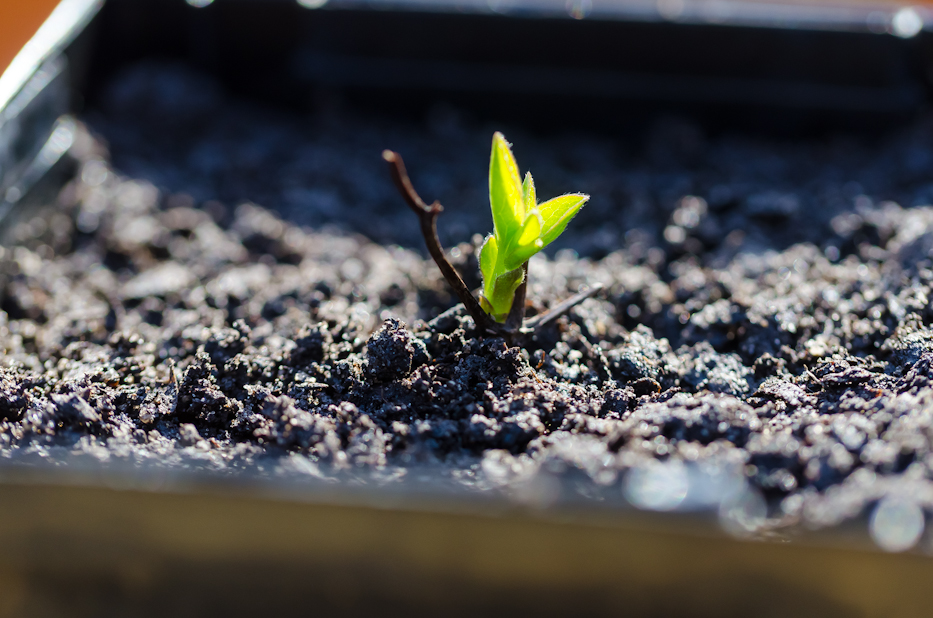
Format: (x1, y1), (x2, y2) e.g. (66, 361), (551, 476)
(3, 63), (933, 536)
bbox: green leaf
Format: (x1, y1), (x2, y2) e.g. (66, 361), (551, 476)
(482, 266), (525, 322)
(538, 193), (589, 247)
(479, 234), (497, 286)
(504, 211), (544, 271)
(489, 132), (524, 240)
(522, 172), (536, 214)
(479, 294), (496, 316)
(517, 210), (542, 246)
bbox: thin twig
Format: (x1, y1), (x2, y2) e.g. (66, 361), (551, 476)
(383, 150), (499, 333)
(521, 283), (604, 332)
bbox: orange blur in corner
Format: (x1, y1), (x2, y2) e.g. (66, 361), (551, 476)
(0, 0), (61, 76)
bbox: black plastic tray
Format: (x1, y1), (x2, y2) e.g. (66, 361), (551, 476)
(2, 1), (933, 615)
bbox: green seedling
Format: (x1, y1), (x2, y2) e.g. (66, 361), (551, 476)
(383, 132), (600, 337)
(478, 132), (589, 322)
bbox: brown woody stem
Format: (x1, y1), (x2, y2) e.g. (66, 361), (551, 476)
(521, 283), (604, 333)
(383, 150), (500, 333)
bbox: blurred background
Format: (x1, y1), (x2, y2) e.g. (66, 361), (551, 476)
(7, 0), (933, 257)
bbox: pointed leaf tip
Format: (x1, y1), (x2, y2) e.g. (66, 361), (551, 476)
(522, 171), (536, 213)
(489, 131), (524, 240)
(538, 193), (589, 247)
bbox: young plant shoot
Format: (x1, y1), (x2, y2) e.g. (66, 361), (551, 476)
(479, 132), (589, 322)
(383, 132), (599, 337)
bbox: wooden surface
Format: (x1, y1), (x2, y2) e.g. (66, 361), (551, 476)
(0, 1), (61, 78)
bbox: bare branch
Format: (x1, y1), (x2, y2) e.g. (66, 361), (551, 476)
(521, 283), (604, 332)
(383, 150), (499, 333)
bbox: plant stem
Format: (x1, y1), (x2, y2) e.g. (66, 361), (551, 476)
(383, 150), (500, 333)
(503, 262), (528, 332)
(521, 283), (604, 333)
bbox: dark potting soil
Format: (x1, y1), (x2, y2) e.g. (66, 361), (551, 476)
(2, 61), (933, 535)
